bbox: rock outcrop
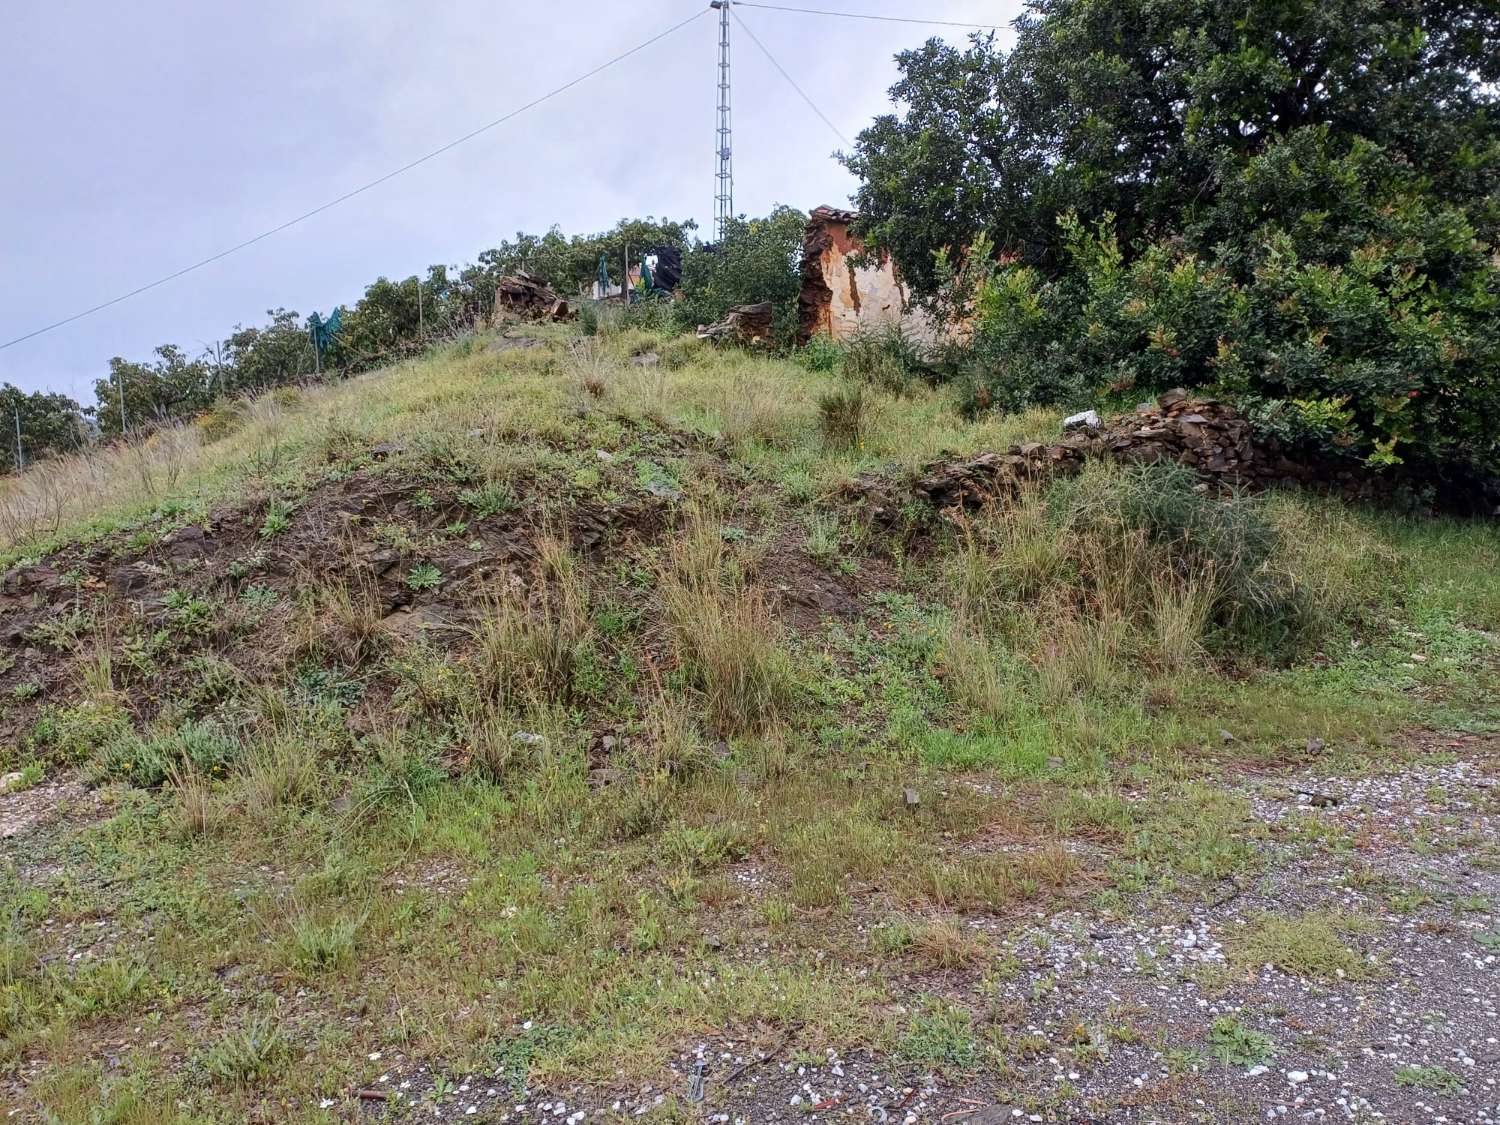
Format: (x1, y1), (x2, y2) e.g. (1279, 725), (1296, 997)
(495, 273), (571, 322)
(697, 301), (775, 345)
(843, 391), (1322, 521)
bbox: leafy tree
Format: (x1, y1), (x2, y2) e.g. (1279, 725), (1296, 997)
(846, 0), (1500, 483)
(223, 309), (314, 394)
(92, 346), (214, 437)
(676, 207), (808, 346)
(464, 217), (698, 301)
(0, 384), (85, 470)
(847, 0), (1500, 290)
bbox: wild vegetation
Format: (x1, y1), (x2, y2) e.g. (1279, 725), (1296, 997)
(846, 0), (1500, 492)
(3, 0), (1498, 1119)
(2, 211), (804, 456)
(1, 309), (1496, 1121)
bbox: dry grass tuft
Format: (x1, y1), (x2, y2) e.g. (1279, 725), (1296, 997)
(659, 513), (792, 733)
(471, 537), (591, 712)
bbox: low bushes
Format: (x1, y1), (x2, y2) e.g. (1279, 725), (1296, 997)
(945, 461), (1390, 678)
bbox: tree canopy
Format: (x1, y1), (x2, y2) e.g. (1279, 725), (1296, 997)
(845, 0), (1500, 485)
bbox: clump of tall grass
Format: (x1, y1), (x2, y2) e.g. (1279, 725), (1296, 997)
(566, 338), (615, 401)
(942, 463), (1381, 696)
(471, 537), (592, 713)
(817, 382), (869, 450)
(659, 512), (793, 733)
(844, 323), (928, 394)
(291, 571), (387, 667)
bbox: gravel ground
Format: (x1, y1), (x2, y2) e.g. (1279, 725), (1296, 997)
(340, 743), (1499, 1124)
(4, 742), (1495, 1123)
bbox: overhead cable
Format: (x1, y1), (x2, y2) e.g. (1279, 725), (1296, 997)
(0, 8), (710, 351)
(734, 2), (1002, 30)
(730, 7), (854, 147)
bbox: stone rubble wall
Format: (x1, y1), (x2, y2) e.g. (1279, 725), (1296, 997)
(844, 391), (1342, 521)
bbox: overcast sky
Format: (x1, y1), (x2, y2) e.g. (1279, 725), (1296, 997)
(0, 1), (1014, 403)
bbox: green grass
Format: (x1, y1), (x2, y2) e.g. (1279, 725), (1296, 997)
(1394, 1063), (1466, 1095)
(1208, 1015), (1276, 1067)
(1228, 911), (1382, 980)
(1, 320), (1497, 1120)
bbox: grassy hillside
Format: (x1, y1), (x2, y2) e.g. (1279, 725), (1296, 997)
(2, 319), (1498, 1123)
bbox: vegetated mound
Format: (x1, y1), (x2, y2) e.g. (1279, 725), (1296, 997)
(0, 415), (880, 759)
(5, 322), (1500, 1124)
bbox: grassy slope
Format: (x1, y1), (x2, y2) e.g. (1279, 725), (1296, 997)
(2, 322), (1498, 1123)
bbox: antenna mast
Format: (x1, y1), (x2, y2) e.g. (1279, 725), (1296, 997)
(711, 1), (733, 241)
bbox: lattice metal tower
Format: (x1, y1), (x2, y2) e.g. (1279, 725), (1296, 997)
(711, 1), (733, 241)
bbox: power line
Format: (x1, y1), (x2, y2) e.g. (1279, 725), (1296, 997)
(730, 7), (853, 148)
(734, 1), (1002, 30)
(0, 8), (710, 353)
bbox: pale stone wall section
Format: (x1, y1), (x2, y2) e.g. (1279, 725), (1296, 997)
(797, 206), (945, 345)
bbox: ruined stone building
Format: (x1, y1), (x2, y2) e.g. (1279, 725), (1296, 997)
(796, 206), (943, 346)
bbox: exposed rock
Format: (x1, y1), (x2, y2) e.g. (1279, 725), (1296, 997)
(365, 547), (402, 576)
(495, 272), (571, 322)
(380, 603), (462, 640)
(1063, 409), (1101, 430)
(2, 565), (61, 597)
(842, 391), (1336, 523)
(108, 562), (162, 596)
(698, 302), (774, 345)
(161, 525), (209, 561)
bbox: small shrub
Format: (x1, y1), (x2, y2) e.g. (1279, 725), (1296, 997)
(798, 334), (844, 373)
(458, 482), (517, 519)
(197, 401), (247, 443)
(406, 563), (443, 591)
(844, 323), (927, 393)
(804, 511), (843, 565)
(899, 999), (977, 1069)
(259, 499), (293, 539)
(26, 701), (132, 765)
(347, 734), (447, 823)
(816, 382), (868, 449)
(658, 334), (706, 370)
(99, 720), (241, 787)
(163, 589), (215, 637)
(290, 914), (360, 972)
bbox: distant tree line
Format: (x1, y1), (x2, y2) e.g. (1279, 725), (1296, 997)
(4, 211), (811, 471)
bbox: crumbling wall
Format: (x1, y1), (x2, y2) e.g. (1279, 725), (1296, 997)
(797, 206), (941, 346)
(839, 391), (1377, 527)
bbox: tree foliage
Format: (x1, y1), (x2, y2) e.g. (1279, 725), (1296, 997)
(846, 0), (1500, 482)
(0, 384), (85, 468)
(6, 213), (712, 470)
(676, 206), (807, 347)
